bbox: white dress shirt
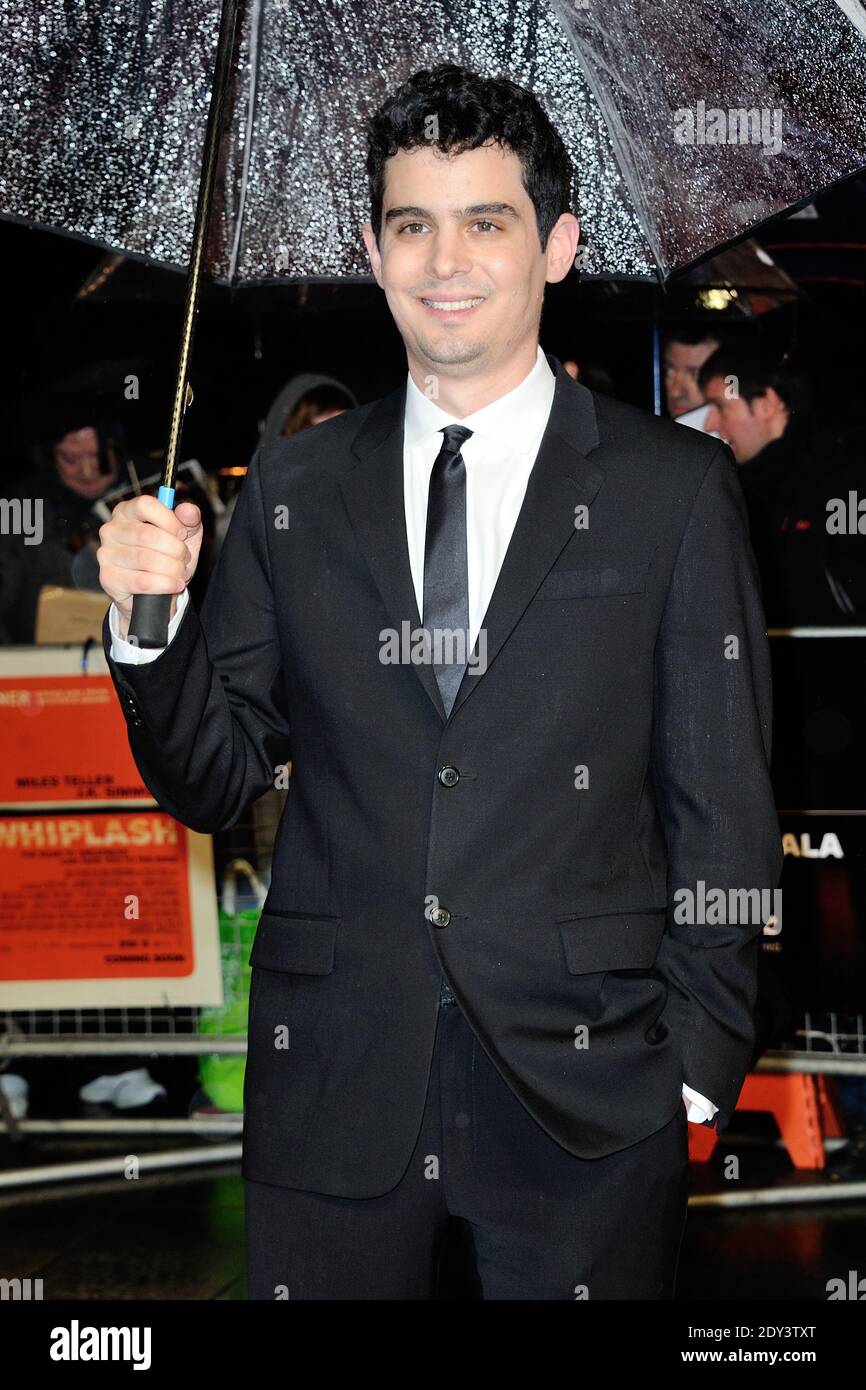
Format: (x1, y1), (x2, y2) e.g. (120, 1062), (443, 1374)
(109, 343), (718, 1125)
(403, 344), (554, 650)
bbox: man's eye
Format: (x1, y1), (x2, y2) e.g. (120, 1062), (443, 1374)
(399, 222), (426, 234)
(473, 220), (499, 233)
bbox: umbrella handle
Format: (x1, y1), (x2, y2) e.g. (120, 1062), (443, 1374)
(127, 485), (176, 648)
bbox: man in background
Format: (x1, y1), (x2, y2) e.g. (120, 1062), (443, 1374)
(662, 325), (723, 430)
(700, 346), (866, 622)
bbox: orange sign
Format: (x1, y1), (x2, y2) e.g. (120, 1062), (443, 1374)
(0, 812), (194, 980)
(0, 675), (150, 808)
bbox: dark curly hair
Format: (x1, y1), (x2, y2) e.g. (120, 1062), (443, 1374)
(366, 64), (573, 252)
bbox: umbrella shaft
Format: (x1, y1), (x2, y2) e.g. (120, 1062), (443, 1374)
(162, 0), (242, 494)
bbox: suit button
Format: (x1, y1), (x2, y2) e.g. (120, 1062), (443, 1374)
(430, 906), (451, 928)
(438, 765), (460, 787)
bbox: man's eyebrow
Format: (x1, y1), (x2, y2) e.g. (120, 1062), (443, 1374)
(384, 202), (521, 224)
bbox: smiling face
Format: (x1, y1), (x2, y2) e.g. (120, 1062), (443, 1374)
(362, 141), (578, 407)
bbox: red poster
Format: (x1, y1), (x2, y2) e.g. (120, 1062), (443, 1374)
(0, 812), (195, 981)
(0, 674), (150, 808)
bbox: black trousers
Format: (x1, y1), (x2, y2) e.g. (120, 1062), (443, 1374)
(244, 983), (690, 1300)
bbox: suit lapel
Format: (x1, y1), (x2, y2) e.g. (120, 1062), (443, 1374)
(339, 353), (605, 724)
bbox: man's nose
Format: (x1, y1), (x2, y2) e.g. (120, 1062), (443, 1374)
(426, 228), (471, 281)
(704, 406), (721, 433)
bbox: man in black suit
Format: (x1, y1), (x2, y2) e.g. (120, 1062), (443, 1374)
(98, 65), (783, 1299)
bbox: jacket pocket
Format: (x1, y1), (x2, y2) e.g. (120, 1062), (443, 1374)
(248, 913), (339, 975)
(556, 909), (666, 974)
(534, 557), (649, 600)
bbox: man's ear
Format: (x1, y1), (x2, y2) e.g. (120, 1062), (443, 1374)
(762, 386), (789, 423)
(362, 220), (383, 286)
(545, 213), (581, 285)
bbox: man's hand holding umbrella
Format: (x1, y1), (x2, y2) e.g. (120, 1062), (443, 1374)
(97, 498), (203, 641)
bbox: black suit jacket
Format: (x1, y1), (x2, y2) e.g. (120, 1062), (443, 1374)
(104, 354), (784, 1197)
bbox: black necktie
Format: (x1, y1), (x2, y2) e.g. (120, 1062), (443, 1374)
(423, 423), (474, 717)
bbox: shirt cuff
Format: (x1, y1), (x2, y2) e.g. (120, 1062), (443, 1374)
(109, 588), (189, 664)
(682, 1082), (719, 1125)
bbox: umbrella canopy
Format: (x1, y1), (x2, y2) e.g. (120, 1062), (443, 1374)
(3, 0), (866, 283)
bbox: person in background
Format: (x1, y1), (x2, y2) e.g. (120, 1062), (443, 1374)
(699, 346), (866, 622)
(699, 346), (803, 468)
(662, 325), (724, 427)
(214, 375), (359, 551)
(259, 373), (358, 447)
(0, 398), (132, 643)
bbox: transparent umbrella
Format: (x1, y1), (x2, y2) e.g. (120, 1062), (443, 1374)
(3, 0), (866, 284)
(3, 0), (866, 642)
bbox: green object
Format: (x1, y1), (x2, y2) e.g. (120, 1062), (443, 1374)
(197, 904), (260, 1112)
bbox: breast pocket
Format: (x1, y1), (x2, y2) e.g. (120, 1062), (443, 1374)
(534, 557), (650, 601)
